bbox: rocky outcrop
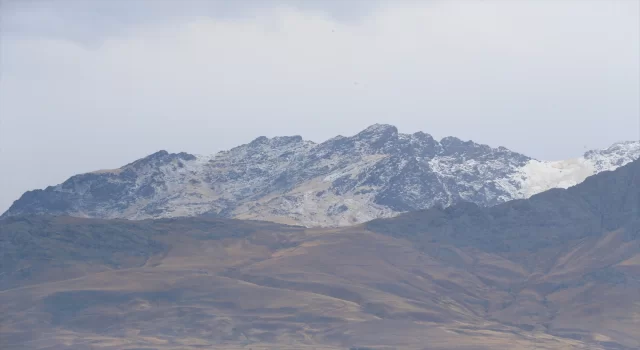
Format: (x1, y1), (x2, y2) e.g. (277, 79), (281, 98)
(3, 124), (639, 226)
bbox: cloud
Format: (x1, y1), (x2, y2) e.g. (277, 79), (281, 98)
(1, 0), (387, 46)
(0, 0), (638, 213)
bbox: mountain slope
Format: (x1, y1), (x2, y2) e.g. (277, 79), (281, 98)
(2, 160), (640, 349)
(4, 124), (639, 226)
(368, 149), (640, 256)
(365, 158), (640, 347)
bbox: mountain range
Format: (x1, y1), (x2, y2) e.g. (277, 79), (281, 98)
(4, 124), (639, 226)
(2, 154), (640, 349)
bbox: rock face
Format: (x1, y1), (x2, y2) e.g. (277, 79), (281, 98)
(3, 124), (640, 226)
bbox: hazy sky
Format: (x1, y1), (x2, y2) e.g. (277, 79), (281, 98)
(1, 0), (639, 213)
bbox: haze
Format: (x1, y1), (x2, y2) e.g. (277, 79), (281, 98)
(0, 0), (638, 213)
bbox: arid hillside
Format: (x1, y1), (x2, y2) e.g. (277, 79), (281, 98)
(2, 159), (640, 349)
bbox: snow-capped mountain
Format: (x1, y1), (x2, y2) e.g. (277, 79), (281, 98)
(4, 124), (639, 226)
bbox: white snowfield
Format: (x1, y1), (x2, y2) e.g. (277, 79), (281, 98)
(4, 124), (640, 227)
(514, 141), (640, 198)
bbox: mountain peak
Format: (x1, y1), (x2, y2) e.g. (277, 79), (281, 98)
(123, 150), (196, 169)
(3, 126), (638, 227)
(248, 136), (270, 147)
(359, 123), (398, 134)
(353, 124), (399, 150)
(247, 135), (306, 149)
(582, 140), (640, 172)
(583, 140), (640, 156)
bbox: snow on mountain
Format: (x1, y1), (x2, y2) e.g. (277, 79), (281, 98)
(3, 124), (639, 227)
(511, 141), (640, 198)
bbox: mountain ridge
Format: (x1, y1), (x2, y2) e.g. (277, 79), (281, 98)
(4, 124), (640, 227)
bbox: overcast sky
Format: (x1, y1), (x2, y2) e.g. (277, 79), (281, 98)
(0, 0), (639, 213)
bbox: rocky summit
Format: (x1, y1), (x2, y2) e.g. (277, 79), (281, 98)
(3, 124), (640, 226)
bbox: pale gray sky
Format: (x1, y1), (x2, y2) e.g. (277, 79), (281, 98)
(1, 0), (639, 213)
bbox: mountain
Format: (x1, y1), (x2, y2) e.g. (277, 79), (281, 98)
(2, 159), (640, 349)
(3, 124), (639, 226)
